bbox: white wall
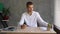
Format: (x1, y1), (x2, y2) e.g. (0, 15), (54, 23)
(54, 0), (60, 27)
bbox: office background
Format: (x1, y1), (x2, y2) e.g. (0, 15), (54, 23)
(0, 0), (54, 26)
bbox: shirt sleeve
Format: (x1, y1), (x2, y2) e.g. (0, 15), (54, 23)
(18, 14), (25, 26)
(37, 12), (48, 27)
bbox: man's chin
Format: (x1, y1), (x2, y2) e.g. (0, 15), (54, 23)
(29, 11), (33, 12)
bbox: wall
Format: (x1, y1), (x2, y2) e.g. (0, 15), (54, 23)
(0, 0), (54, 26)
(54, 0), (60, 28)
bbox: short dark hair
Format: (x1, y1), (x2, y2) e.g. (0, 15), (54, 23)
(26, 1), (33, 7)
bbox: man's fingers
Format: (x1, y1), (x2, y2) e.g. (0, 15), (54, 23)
(21, 24), (27, 29)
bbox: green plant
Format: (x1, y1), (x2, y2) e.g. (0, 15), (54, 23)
(3, 8), (10, 20)
(3, 8), (10, 16)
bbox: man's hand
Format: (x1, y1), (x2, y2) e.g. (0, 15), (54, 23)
(47, 23), (52, 30)
(48, 23), (52, 28)
(21, 24), (27, 29)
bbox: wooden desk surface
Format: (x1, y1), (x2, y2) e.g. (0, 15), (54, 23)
(0, 27), (56, 34)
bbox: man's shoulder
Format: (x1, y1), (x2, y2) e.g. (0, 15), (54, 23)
(22, 12), (27, 16)
(33, 11), (39, 15)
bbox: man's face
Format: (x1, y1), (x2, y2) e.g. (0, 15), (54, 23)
(27, 5), (34, 12)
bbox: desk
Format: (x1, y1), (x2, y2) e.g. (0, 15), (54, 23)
(0, 27), (56, 34)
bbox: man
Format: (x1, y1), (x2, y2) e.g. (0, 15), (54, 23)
(18, 1), (49, 29)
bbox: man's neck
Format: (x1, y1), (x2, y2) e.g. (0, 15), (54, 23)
(28, 11), (32, 16)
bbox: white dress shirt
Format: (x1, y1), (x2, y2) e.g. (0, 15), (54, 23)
(19, 11), (48, 27)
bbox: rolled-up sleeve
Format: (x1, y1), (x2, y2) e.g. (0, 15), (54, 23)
(37, 12), (48, 27)
(18, 14), (25, 26)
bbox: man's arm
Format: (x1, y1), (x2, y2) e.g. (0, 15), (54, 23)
(18, 14), (25, 26)
(18, 14), (27, 29)
(37, 12), (48, 27)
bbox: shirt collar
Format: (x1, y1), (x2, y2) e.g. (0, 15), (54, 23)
(26, 11), (34, 16)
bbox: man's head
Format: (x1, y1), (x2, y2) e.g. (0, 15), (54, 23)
(26, 1), (34, 12)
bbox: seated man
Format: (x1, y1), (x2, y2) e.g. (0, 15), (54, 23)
(18, 1), (49, 29)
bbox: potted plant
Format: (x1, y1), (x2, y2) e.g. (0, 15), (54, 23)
(3, 8), (10, 20)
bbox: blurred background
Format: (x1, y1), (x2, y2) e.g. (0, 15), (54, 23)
(0, 0), (54, 27)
